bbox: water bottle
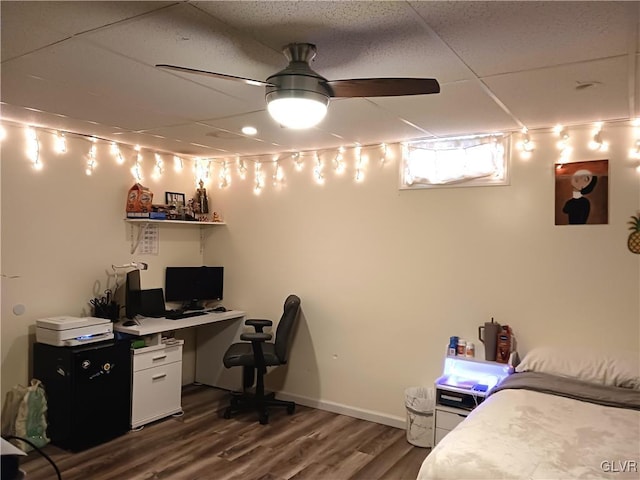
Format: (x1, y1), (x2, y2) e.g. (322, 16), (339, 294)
(448, 336), (458, 356)
(478, 317), (501, 361)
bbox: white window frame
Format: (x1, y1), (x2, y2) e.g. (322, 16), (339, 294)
(400, 133), (510, 189)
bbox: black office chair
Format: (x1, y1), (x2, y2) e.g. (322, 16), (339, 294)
(222, 294), (301, 424)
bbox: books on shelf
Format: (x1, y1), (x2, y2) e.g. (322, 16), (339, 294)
(126, 212), (167, 219)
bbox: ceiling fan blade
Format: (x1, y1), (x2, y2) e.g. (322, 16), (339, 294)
(156, 64), (274, 87)
(324, 78), (440, 98)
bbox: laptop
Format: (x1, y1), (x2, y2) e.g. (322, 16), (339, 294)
(138, 288), (168, 318)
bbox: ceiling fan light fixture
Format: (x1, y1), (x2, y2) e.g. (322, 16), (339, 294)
(266, 91), (328, 129)
(159, 42), (439, 131)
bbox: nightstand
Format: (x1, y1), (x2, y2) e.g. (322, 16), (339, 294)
(433, 355), (513, 445)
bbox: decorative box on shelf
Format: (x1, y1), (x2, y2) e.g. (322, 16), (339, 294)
(126, 212), (151, 218)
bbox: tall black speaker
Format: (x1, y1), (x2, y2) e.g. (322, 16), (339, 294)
(33, 340), (131, 451)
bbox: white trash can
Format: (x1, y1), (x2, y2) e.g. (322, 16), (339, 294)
(405, 386), (434, 448)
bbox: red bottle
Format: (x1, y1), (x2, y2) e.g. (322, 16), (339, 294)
(496, 326), (512, 363)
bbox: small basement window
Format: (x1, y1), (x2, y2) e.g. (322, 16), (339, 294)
(400, 133), (510, 189)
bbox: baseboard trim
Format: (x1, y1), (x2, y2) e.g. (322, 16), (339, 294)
(276, 391), (406, 430)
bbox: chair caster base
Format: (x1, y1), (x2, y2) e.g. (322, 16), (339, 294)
(222, 391), (295, 424)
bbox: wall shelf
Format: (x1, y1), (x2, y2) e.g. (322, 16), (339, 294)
(124, 218), (226, 254)
(124, 219), (226, 226)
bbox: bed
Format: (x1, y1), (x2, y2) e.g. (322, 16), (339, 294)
(418, 347), (640, 479)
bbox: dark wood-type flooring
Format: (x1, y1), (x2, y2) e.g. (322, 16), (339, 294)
(20, 384), (430, 480)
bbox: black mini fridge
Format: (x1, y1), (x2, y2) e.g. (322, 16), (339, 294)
(33, 340), (131, 451)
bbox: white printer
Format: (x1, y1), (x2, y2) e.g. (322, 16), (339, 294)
(36, 316), (114, 347)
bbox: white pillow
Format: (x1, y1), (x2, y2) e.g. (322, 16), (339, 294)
(515, 346), (640, 389)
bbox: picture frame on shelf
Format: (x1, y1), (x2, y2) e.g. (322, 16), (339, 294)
(165, 191), (185, 207)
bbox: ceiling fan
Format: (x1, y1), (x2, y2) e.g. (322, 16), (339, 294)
(156, 43), (440, 129)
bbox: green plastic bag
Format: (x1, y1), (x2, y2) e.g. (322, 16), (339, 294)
(1, 379), (50, 452)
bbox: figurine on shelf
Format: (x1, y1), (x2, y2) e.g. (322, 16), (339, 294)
(194, 180), (209, 215)
(212, 211), (222, 223)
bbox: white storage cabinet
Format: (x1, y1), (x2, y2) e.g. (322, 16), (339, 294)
(131, 341), (183, 429)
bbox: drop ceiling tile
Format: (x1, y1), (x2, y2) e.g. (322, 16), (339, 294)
(1, 1), (172, 61)
(372, 80), (520, 136)
(2, 71), (192, 133)
(136, 121), (271, 157)
(82, 3), (284, 84)
(1, 67), (188, 132)
(194, 0), (419, 52)
(410, 1), (637, 77)
(109, 127), (231, 158)
(0, 103), (124, 140)
(484, 57), (631, 129)
(194, 0), (473, 83)
(1, 39), (259, 129)
(317, 99), (432, 146)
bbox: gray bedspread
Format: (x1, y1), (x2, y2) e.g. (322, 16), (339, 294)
(418, 372), (640, 479)
(491, 371), (640, 410)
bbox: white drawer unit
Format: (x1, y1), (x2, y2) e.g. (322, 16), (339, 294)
(134, 345), (182, 371)
(131, 341), (184, 429)
(436, 408), (468, 430)
(433, 405), (469, 446)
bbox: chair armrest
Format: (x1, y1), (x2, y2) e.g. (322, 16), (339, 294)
(241, 331), (271, 375)
(245, 319), (273, 332)
(240, 332), (272, 342)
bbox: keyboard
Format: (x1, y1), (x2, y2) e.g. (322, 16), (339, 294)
(165, 310), (207, 320)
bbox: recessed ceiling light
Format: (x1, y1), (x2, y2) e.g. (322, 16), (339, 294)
(242, 126), (257, 136)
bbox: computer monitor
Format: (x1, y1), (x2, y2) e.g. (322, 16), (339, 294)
(138, 288), (167, 318)
(125, 269), (141, 319)
(165, 266), (224, 310)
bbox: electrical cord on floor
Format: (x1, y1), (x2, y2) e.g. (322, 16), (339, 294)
(4, 435), (62, 480)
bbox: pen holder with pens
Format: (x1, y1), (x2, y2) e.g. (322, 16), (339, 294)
(92, 299), (120, 322)
(91, 288), (120, 322)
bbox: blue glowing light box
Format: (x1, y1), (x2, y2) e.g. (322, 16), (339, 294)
(436, 356), (513, 396)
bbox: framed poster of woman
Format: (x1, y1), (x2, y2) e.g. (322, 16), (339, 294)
(554, 159), (608, 225)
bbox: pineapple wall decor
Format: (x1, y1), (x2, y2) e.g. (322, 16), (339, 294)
(628, 214), (640, 254)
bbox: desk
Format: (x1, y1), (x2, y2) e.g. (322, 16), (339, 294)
(114, 310), (245, 428)
(114, 309), (245, 388)
(114, 310), (245, 337)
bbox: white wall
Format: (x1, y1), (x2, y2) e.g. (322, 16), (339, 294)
(205, 124), (640, 425)
(1, 124), (204, 401)
(1, 122), (638, 427)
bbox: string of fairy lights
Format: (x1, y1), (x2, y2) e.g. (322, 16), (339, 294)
(5, 121), (397, 194)
(3, 118), (640, 194)
(514, 119), (640, 169)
